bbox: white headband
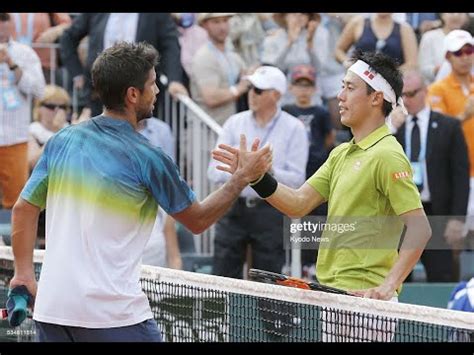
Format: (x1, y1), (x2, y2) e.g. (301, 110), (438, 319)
(348, 60), (407, 115)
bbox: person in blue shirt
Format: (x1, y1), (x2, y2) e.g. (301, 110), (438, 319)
(447, 277), (474, 341)
(448, 277), (474, 312)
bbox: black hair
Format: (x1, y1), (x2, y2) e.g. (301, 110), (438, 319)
(91, 41), (159, 112)
(350, 49), (403, 117)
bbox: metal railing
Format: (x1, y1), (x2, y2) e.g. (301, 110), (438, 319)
(30, 43), (70, 89)
(161, 92), (222, 255)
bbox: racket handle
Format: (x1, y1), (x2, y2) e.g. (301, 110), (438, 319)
(6, 286), (32, 327)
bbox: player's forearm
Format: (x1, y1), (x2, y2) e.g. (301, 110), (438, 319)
(382, 249), (424, 295)
(266, 184), (308, 218)
(272, 167), (305, 189)
(11, 199), (41, 276)
(191, 171), (249, 233)
(382, 217), (431, 292)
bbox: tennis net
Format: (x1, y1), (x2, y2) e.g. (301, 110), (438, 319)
(0, 246), (473, 342)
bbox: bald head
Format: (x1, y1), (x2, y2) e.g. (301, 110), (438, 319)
(401, 70), (428, 116)
(403, 70), (426, 89)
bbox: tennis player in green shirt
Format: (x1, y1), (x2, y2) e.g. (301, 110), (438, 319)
(213, 50), (432, 301)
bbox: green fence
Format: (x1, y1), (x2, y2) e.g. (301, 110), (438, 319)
(399, 283), (457, 309)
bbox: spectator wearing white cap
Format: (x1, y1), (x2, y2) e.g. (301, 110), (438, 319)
(418, 13), (469, 84)
(428, 29), (474, 248)
(433, 22), (474, 82)
(190, 13), (250, 125)
(208, 65), (308, 279)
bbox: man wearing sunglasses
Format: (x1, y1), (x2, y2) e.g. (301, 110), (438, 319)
(394, 69), (469, 282)
(208, 65), (308, 280)
(428, 30), (474, 244)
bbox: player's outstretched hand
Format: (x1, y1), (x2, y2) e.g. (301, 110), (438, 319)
(212, 134), (271, 180)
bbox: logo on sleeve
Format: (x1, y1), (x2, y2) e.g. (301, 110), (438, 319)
(392, 171), (411, 181)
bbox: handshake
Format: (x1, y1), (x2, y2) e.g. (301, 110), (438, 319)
(212, 134), (278, 198)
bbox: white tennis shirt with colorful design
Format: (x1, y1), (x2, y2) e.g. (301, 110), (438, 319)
(21, 116), (196, 328)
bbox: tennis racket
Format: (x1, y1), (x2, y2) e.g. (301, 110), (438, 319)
(248, 268), (349, 295)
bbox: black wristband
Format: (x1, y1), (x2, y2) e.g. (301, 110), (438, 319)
(249, 173), (278, 198)
(9, 64), (18, 71)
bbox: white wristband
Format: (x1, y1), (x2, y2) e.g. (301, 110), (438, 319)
(230, 85), (239, 98)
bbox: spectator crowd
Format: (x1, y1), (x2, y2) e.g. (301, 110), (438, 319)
(1, 12), (474, 284)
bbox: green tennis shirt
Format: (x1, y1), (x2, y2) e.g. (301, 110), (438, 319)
(307, 124), (422, 292)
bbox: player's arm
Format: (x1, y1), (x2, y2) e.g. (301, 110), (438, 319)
(381, 208), (431, 295)
(352, 208), (431, 300)
(9, 144), (50, 297)
(9, 198), (40, 297)
(265, 182), (325, 218)
(212, 142), (327, 218)
(173, 136), (272, 234)
(172, 170), (249, 234)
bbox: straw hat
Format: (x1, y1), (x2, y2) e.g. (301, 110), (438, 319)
(197, 13), (236, 25)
